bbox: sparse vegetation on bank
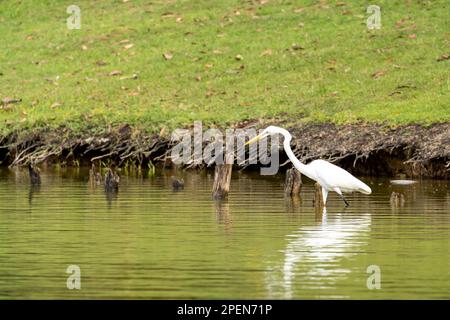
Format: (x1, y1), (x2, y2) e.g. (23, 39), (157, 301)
(0, 1), (449, 177)
(1, 122), (449, 178)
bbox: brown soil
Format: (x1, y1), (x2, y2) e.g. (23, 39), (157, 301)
(288, 122), (450, 178)
(0, 122), (449, 179)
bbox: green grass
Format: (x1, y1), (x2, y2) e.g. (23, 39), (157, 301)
(0, 0), (448, 135)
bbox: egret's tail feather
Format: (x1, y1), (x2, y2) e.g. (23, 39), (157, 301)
(359, 183), (372, 195)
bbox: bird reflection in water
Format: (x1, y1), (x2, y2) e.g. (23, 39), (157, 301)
(266, 211), (371, 299)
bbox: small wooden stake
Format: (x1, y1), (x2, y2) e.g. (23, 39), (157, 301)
(89, 163), (102, 187)
(390, 192), (405, 207)
(171, 176), (185, 191)
(212, 164), (232, 200)
(104, 168), (120, 192)
(28, 164), (41, 186)
(284, 168), (302, 196)
(314, 182), (324, 209)
(285, 194), (301, 213)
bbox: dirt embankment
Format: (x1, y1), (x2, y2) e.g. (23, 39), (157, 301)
(288, 123), (449, 178)
(0, 123), (449, 179)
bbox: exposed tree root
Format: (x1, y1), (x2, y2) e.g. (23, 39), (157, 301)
(0, 122), (448, 178)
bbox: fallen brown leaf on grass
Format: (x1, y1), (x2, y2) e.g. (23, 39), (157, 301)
(195, 75), (202, 81)
(293, 8), (305, 13)
(336, 2), (346, 6)
(119, 74), (138, 80)
(163, 52), (173, 60)
(260, 49), (273, 57)
(436, 54), (450, 62)
(109, 70), (122, 76)
(50, 102), (61, 109)
(291, 44), (304, 50)
(371, 71), (385, 79)
(161, 12), (176, 18)
(395, 19), (406, 28)
(123, 43), (134, 50)
(408, 34), (417, 39)
(2, 97), (22, 106)
(395, 17), (413, 29)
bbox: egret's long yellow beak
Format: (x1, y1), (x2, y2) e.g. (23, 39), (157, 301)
(245, 135), (263, 146)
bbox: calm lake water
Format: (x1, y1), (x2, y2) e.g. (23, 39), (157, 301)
(0, 167), (449, 299)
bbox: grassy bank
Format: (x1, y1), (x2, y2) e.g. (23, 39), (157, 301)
(0, 0), (449, 136)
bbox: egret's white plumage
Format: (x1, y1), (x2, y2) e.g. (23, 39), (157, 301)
(246, 125), (372, 206)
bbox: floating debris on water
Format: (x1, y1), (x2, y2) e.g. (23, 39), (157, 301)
(390, 180), (417, 185)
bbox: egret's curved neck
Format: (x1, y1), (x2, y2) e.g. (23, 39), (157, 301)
(281, 132), (317, 181)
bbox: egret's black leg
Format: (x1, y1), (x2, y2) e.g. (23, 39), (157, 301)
(340, 194), (350, 207)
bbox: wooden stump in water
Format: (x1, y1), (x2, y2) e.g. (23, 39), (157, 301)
(314, 182), (324, 209)
(390, 192), (405, 207)
(285, 194), (301, 213)
(284, 168), (302, 196)
(28, 164), (41, 185)
(171, 176), (185, 191)
(89, 163), (102, 186)
(212, 164), (232, 200)
(104, 168), (120, 192)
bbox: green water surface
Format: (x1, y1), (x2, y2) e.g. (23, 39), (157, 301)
(0, 167), (448, 299)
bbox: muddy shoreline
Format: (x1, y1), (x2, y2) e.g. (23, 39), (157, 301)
(0, 123), (449, 179)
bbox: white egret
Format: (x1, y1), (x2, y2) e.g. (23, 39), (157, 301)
(245, 126), (372, 206)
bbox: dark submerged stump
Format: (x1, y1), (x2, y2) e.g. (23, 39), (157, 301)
(171, 176), (184, 191)
(284, 168), (302, 196)
(313, 182), (324, 210)
(390, 192), (405, 207)
(285, 195), (301, 213)
(104, 168), (120, 192)
(212, 164), (232, 200)
(28, 164), (41, 185)
(89, 163), (102, 186)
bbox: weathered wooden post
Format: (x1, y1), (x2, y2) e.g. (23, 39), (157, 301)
(89, 163), (102, 187)
(314, 182), (324, 209)
(104, 167), (120, 192)
(284, 168), (302, 196)
(28, 163), (41, 185)
(212, 164), (232, 200)
(212, 149), (233, 200)
(171, 176), (185, 191)
(390, 192), (405, 207)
